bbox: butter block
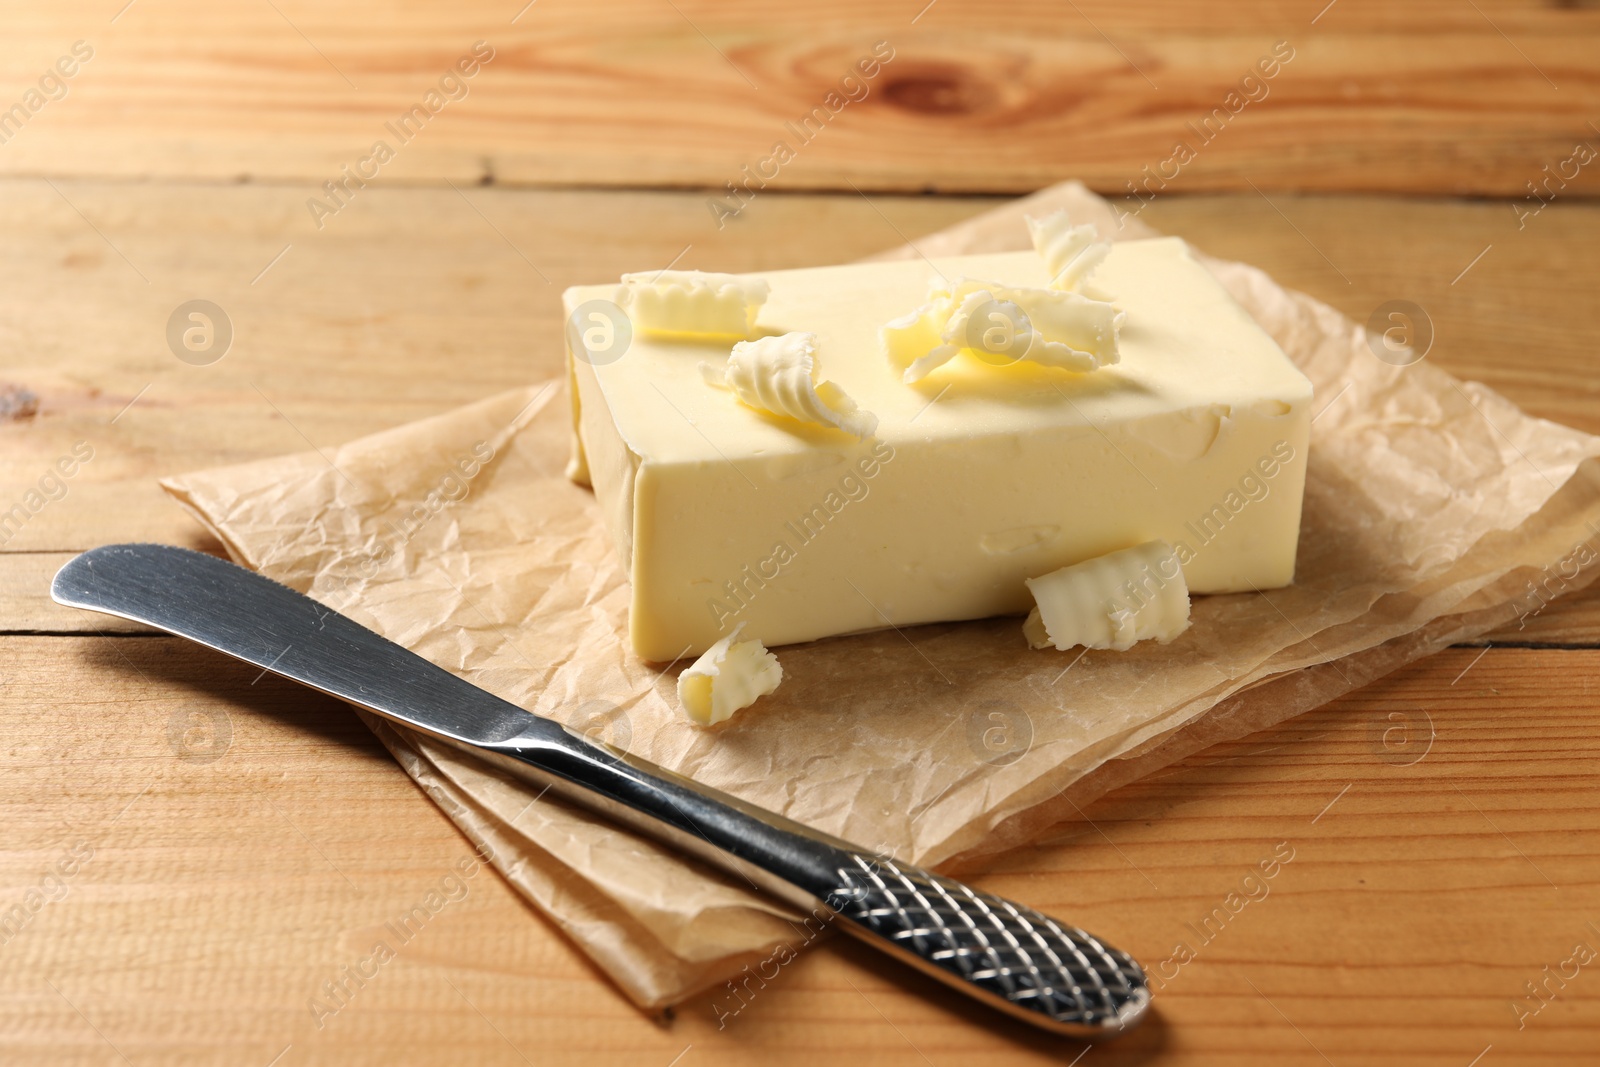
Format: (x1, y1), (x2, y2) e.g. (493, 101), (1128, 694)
(566, 237), (1313, 662)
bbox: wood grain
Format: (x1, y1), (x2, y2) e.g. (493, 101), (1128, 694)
(0, 552), (151, 634)
(2, 175), (1599, 1061)
(3, 638), (1595, 1065)
(0, 180), (997, 553)
(0, 2), (1596, 194)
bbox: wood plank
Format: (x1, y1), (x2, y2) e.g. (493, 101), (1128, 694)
(4, 183), (1597, 639)
(3, 638), (1596, 1063)
(0, 552), (153, 634)
(0, 181), (999, 556)
(0, 2), (1595, 194)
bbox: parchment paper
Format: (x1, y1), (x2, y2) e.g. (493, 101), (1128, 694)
(161, 183), (1600, 1011)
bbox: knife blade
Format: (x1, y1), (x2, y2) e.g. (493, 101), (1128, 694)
(52, 542), (1150, 1039)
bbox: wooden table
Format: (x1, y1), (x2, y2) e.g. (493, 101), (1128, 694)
(3, 4), (1599, 1064)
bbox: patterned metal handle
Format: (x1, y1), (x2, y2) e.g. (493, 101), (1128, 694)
(825, 852), (1149, 1038)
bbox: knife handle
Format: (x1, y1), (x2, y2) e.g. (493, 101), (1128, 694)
(477, 728), (1149, 1038)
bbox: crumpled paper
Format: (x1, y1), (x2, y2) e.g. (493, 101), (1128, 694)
(161, 182), (1600, 1012)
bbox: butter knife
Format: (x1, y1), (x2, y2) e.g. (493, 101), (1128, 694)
(52, 543), (1150, 1039)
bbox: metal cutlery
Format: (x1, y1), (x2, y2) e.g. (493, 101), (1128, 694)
(52, 543), (1150, 1039)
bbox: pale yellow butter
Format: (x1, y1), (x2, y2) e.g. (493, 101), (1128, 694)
(701, 331), (877, 438)
(894, 277), (1123, 383)
(676, 628), (782, 725)
(1026, 211), (1112, 295)
(566, 237), (1313, 661)
(1023, 540), (1191, 651)
(618, 270), (769, 338)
